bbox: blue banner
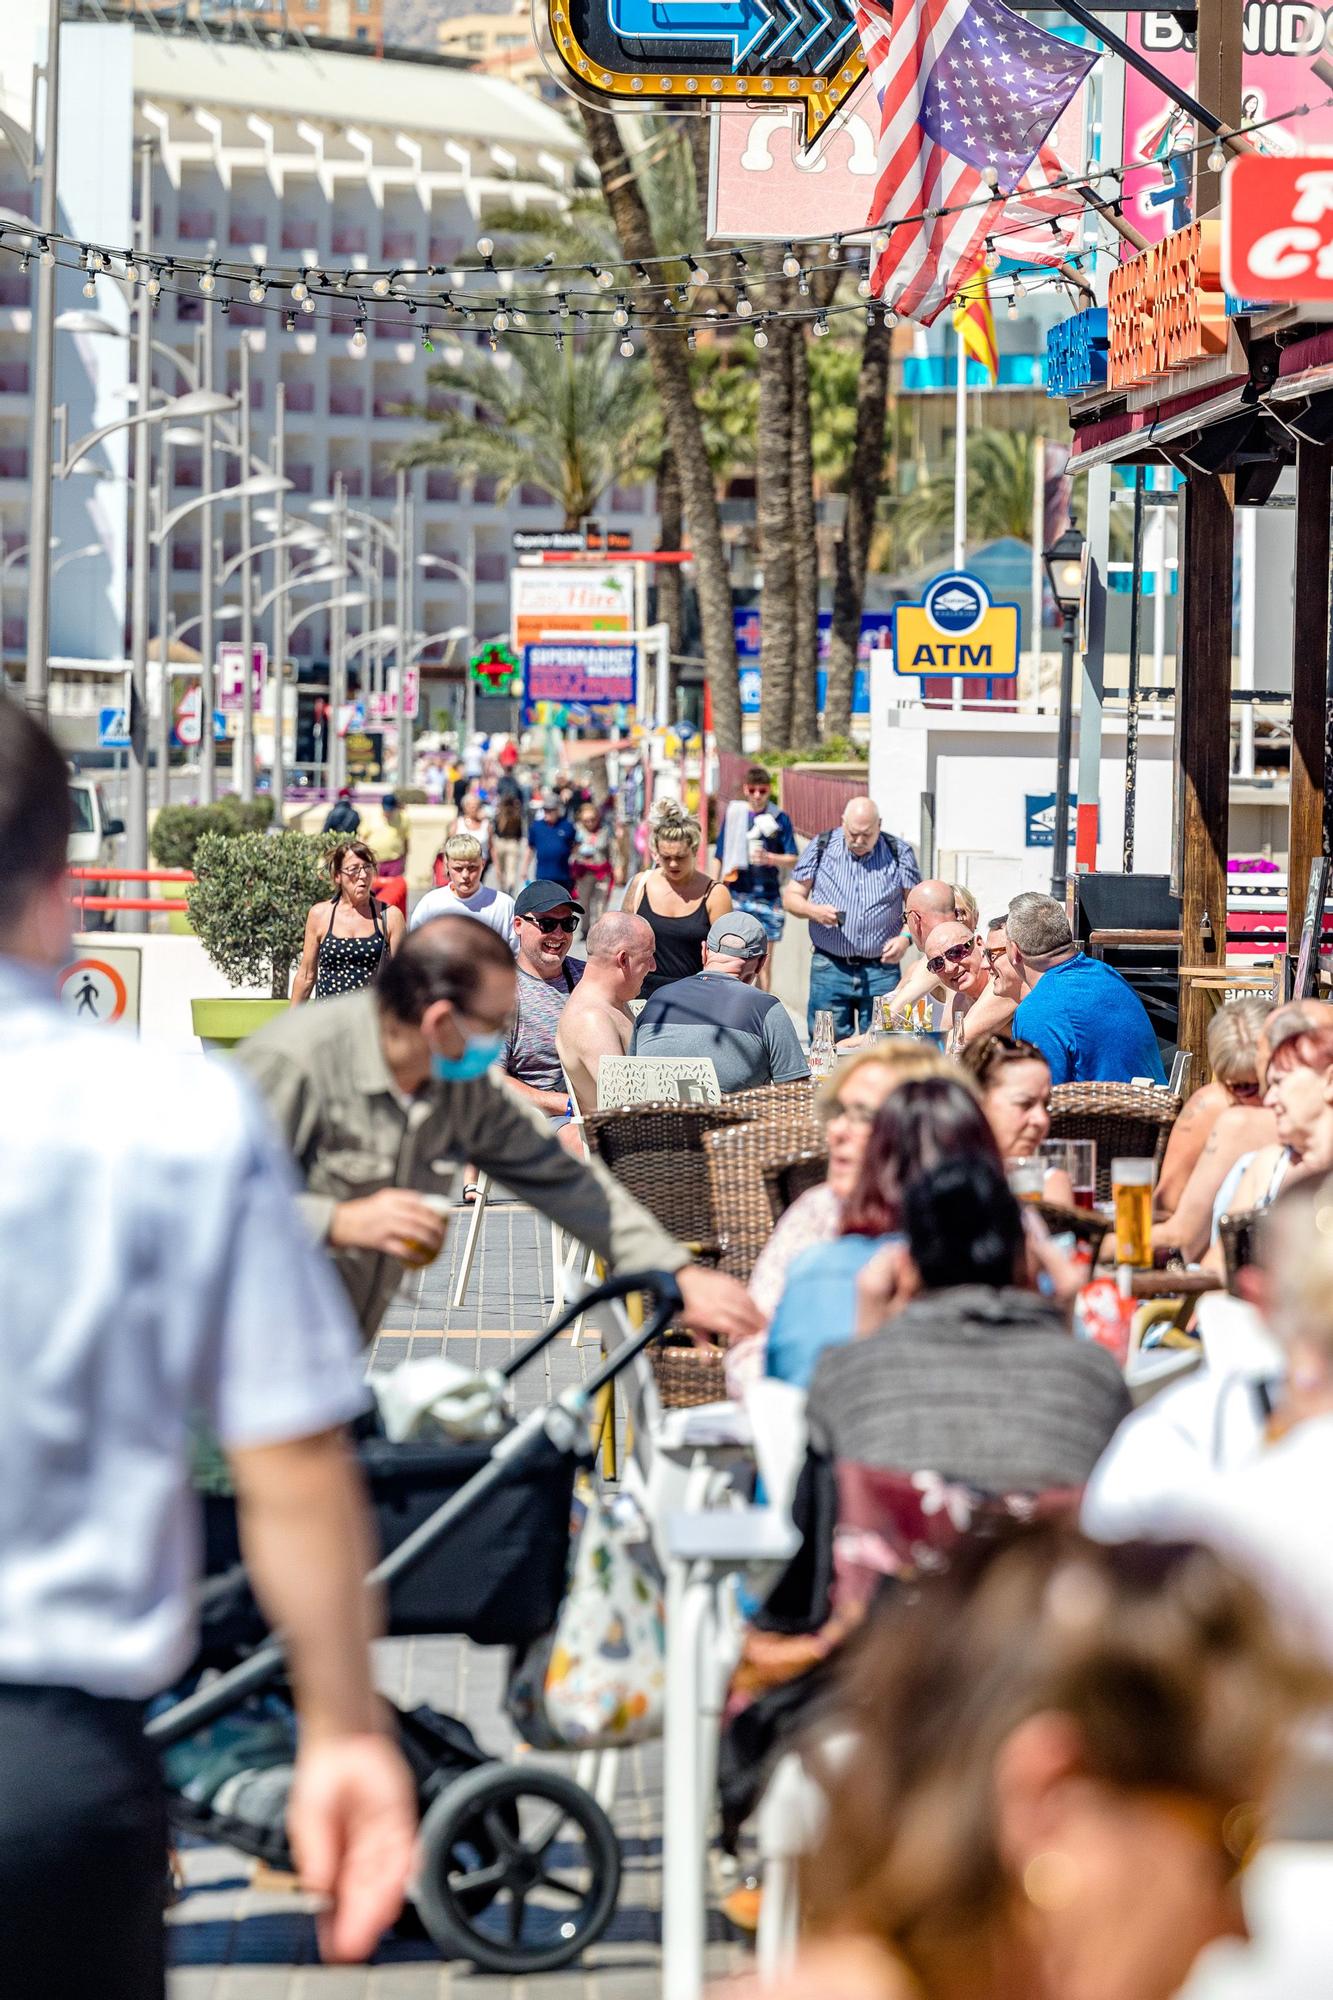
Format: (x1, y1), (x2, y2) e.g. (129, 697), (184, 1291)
(733, 609), (878, 716)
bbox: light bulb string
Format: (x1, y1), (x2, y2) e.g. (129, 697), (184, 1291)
(0, 226), (1094, 344)
(0, 90), (1320, 313)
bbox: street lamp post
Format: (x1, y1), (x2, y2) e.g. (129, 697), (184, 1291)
(329, 481), (348, 794)
(156, 431), (172, 810)
(270, 382), (287, 817)
(1043, 521), (1087, 903)
(125, 137), (156, 927)
(418, 551), (475, 741)
(237, 334), (256, 803)
(199, 304), (217, 804)
(24, 0), (62, 727)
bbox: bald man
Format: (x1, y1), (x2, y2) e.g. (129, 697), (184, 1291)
(904, 879), (960, 953)
(921, 918), (989, 1045)
(784, 796), (921, 1038)
(556, 911), (658, 1120)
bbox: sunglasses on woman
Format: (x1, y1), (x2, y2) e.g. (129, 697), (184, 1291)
(926, 937), (980, 975)
(522, 913), (579, 935)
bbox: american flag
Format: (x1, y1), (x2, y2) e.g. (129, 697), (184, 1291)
(856, 0), (1096, 323)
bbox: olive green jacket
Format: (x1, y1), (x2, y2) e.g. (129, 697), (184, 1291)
(237, 988), (688, 1339)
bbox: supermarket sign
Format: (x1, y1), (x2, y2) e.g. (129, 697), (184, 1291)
(523, 642), (637, 706)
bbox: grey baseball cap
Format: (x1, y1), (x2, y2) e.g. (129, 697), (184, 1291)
(707, 910), (769, 960)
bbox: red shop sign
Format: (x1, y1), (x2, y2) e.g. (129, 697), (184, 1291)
(1222, 155), (1333, 303)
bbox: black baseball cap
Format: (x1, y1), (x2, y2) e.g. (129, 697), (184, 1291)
(515, 880), (585, 919)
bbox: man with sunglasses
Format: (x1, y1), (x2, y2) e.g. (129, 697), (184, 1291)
(921, 920), (990, 1049)
(500, 880), (586, 1130)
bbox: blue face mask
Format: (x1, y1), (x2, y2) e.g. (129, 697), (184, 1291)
(431, 1030), (504, 1084)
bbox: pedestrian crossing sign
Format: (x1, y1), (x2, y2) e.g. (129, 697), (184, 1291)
(890, 571), (1020, 682)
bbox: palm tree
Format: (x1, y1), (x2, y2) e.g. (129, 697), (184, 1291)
(397, 330), (655, 530)
(894, 430), (1037, 567)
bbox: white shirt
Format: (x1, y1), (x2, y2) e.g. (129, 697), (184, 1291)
(0, 960), (368, 1698)
(410, 883), (516, 941)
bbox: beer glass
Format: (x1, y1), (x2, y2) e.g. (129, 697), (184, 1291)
(1112, 1156), (1154, 1267)
(1007, 1157), (1045, 1204)
(1040, 1137), (1096, 1209)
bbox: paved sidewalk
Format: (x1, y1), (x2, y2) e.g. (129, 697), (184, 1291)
(168, 1193), (747, 1996)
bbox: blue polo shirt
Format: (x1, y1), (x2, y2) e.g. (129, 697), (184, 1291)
(715, 807), (797, 903)
(528, 815), (577, 887)
(1013, 952), (1166, 1087)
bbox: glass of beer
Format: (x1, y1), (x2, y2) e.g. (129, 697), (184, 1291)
(1042, 1138), (1097, 1210)
(1112, 1156), (1154, 1267)
(401, 1185), (457, 1269)
(1007, 1157), (1045, 1204)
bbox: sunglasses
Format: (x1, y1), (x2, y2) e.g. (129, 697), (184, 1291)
(522, 913), (579, 935)
(926, 937), (980, 975)
(981, 944), (1007, 969)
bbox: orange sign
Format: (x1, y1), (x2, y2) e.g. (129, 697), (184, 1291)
(1107, 220), (1228, 390)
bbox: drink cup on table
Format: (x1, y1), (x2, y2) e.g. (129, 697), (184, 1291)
(1112, 1156), (1154, 1267)
(1066, 1139), (1097, 1210)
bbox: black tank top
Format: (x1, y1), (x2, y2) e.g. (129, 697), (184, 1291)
(637, 878), (713, 996)
(314, 895), (388, 1000)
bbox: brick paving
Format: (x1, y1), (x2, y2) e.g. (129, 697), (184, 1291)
(167, 1191), (747, 1997)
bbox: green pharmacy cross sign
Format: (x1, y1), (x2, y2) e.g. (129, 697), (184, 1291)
(469, 642), (521, 696)
(548, 0), (865, 144)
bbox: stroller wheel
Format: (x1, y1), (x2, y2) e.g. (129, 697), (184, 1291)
(413, 1761), (622, 1974)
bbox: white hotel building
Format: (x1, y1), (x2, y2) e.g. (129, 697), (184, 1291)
(0, 2), (653, 713)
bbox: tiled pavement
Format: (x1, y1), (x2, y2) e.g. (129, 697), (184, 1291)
(168, 1191), (747, 1997)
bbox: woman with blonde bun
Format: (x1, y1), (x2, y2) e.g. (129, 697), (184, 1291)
(624, 799), (732, 998)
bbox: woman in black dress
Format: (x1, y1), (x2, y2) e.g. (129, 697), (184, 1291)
(290, 840), (406, 1003)
(623, 799), (732, 998)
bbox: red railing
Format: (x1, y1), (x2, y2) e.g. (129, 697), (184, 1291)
(779, 770), (865, 839)
(67, 867), (195, 918)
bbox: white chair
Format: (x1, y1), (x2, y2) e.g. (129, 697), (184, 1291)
(450, 1172), (570, 1321)
(596, 1055), (722, 1108)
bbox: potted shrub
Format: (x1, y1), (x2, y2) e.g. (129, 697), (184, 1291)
(150, 797), (275, 935)
(188, 827), (334, 1047)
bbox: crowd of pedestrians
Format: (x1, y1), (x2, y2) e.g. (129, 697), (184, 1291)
(9, 702), (1333, 2000)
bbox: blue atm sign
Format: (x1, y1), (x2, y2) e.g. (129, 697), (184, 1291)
(890, 571), (1020, 682)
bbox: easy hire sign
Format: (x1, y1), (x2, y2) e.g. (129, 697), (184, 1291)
(1222, 156), (1333, 303)
(890, 571), (1020, 682)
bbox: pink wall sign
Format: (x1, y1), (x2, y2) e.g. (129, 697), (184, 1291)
(1121, 4), (1333, 247)
(709, 82), (1085, 245)
(708, 85), (881, 241)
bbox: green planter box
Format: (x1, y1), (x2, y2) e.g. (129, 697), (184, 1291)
(190, 996), (290, 1051)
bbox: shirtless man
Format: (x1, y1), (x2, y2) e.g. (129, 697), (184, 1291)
(556, 912), (657, 1120)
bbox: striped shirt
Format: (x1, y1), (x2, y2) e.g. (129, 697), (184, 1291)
(792, 829), (921, 960)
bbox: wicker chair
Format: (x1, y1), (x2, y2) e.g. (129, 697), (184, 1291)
(583, 1099), (754, 1255)
(1047, 1082), (1182, 1202)
(763, 1146), (832, 1225)
(703, 1111), (825, 1282)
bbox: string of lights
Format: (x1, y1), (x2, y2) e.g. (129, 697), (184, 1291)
(0, 89), (1311, 351)
(0, 90), (1316, 312)
(0, 196), (1101, 351)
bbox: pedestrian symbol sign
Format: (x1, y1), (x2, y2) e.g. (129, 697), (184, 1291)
(98, 706), (131, 750)
(890, 571), (1020, 683)
(57, 950), (141, 1029)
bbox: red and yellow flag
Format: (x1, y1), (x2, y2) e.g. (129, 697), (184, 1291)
(952, 275), (999, 384)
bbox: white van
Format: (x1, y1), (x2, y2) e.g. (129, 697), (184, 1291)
(68, 775), (123, 929)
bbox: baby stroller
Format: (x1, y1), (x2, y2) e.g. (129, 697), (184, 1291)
(147, 1269), (683, 1975)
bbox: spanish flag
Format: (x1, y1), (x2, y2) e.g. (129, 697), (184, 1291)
(952, 275), (999, 385)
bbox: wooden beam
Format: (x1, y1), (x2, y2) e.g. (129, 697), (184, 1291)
(1287, 440), (1333, 957)
(1193, 0), (1243, 215)
(1176, 470), (1235, 1074)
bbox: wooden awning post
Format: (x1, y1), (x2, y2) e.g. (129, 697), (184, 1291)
(1176, 470), (1235, 1074)
(1287, 440), (1333, 960)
